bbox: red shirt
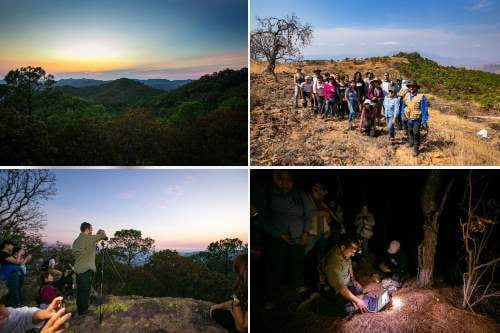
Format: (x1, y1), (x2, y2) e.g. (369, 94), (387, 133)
(324, 83), (337, 99)
(40, 284), (57, 304)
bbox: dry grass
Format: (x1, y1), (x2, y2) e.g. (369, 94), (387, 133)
(258, 278), (499, 333)
(250, 60), (500, 166)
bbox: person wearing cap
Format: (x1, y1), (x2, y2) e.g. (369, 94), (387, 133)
(383, 86), (400, 140)
(293, 67), (305, 108)
(401, 80), (429, 156)
(398, 79), (410, 132)
(378, 240), (408, 284)
(299, 76), (314, 109)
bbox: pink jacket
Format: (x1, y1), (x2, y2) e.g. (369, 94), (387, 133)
(324, 83), (337, 99)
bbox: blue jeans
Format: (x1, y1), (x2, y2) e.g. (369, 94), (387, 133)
(316, 96), (325, 114)
(348, 101), (358, 121)
(386, 116), (396, 137)
(325, 97), (337, 115)
(6, 271), (22, 306)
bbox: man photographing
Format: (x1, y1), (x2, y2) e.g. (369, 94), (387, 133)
(71, 222), (107, 316)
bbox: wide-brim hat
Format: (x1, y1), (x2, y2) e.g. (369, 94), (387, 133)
(407, 80), (421, 89)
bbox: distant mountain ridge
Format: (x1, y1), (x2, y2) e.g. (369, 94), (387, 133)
(54, 78), (192, 90)
(57, 78), (164, 108)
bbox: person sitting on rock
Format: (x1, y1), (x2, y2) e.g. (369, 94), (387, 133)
(401, 80), (429, 156)
(0, 281), (71, 333)
(39, 272), (58, 310)
(313, 236), (368, 316)
(210, 254), (248, 332)
(378, 240), (408, 287)
(299, 76), (314, 110)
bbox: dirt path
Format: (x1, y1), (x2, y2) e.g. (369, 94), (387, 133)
(251, 74), (500, 166)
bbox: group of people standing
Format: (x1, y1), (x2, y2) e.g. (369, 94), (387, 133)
(251, 170), (409, 317)
(293, 67), (429, 156)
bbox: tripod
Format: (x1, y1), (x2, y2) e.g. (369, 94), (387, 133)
(98, 240), (107, 324)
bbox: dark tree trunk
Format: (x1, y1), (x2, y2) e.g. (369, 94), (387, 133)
(417, 171), (454, 287)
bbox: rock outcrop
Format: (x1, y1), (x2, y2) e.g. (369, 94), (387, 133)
(67, 295), (226, 333)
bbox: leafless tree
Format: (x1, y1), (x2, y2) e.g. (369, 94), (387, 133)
(460, 172), (499, 311)
(250, 14), (313, 75)
(0, 170), (56, 249)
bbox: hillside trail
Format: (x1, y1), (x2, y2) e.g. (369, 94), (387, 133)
(251, 73), (500, 166)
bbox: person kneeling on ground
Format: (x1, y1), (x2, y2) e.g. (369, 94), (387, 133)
(210, 254), (248, 332)
(360, 100), (377, 137)
(314, 236), (368, 316)
(378, 240), (408, 287)
(0, 281), (70, 333)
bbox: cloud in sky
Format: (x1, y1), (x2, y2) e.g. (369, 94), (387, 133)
(117, 191), (135, 200)
(469, 0), (493, 10)
(303, 26), (500, 64)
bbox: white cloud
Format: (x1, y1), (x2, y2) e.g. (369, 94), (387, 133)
(376, 41), (398, 46)
(470, 0), (492, 10)
(303, 26), (500, 64)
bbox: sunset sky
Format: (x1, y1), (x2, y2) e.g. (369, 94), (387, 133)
(0, 0), (247, 80)
(42, 169), (248, 252)
(252, 0), (500, 66)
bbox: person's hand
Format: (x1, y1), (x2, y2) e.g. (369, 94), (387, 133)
(380, 264), (391, 273)
(353, 280), (362, 290)
(47, 297), (64, 314)
(392, 118), (396, 125)
(40, 307), (71, 333)
(354, 298), (368, 313)
(280, 234), (292, 244)
(299, 232), (308, 246)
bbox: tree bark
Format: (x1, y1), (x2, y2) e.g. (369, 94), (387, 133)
(417, 171), (453, 287)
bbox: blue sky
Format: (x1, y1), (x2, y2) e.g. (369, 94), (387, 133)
(0, 0), (247, 79)
(42, 169), (248, 251)
(252, 0), (500, 65)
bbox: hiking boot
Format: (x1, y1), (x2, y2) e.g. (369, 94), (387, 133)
(413, 147), (419, 156)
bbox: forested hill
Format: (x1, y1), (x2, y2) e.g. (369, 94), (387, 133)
(150, 68), (248, 113)
(0, 67), (248, 166)
(57, 78), (163, 109)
